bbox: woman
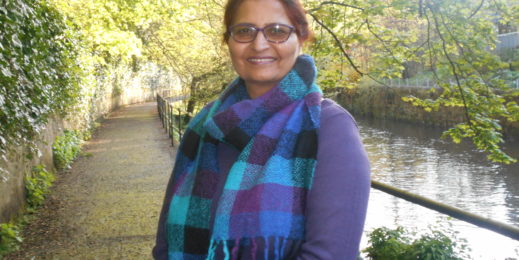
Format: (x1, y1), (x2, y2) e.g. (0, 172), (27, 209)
(153, 0), (370, 259)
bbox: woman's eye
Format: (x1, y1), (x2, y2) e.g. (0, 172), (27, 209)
(236, 27), (253, 35)
(268, 26), (288, 35)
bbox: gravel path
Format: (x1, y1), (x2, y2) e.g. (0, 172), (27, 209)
(6, 102), (175, 259)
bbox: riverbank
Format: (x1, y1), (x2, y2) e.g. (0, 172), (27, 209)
(336, 85), (519, 138)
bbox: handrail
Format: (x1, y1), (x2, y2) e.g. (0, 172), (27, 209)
(156, 91), (189, 146)
(371, 180), (519, 241)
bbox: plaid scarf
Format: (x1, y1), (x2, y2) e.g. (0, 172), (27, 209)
(166, 54), (322, 260)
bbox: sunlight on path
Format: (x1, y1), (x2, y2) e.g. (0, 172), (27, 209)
(6, 102), (175, 259)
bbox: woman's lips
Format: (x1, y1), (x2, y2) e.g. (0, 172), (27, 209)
(247, 57), (276, 64)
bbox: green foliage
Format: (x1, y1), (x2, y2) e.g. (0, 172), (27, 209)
(137, 0), (235, 114)
(0, 0), (81, 180)
(52, 130), (82, 170)
(363, 227), (411, 259)
(0, 222), (23, 257)
(363, 227), (467, 260)
(306, 0), (519, 163)
(25, 165), (55, 210)
(50, 0), (143, 65)
(0, 165), (54, 257)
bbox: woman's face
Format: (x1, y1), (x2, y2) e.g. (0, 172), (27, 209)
(227, 0), (302, 94)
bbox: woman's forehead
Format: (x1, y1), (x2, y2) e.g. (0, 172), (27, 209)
(232, 0), (292, 26)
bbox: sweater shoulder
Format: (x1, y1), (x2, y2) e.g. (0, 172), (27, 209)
(320, 98), (358, 129)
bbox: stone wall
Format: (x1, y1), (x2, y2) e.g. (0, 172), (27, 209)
(335, 85), (519, 136)
(0, 116), (63, 222)
(0, 63), (179, 223)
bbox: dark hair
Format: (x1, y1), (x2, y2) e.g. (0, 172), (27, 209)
(223, 0), (312, 43)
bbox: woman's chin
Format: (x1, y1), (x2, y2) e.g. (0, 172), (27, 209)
(245, 77), (280, 87)
(243, 71), (284, 85)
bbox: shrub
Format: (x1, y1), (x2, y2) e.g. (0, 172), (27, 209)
(363, 227), (411, 260)
(52, 130), (82, 170)
(363, 226), (467, 260)
(25, 165), (55, 210)
(0, 222), (23, 257)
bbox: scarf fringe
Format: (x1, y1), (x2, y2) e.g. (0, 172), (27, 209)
(223, 240), (230, 259)
(207, 239), (217, 259)
(207, 237), (290, 260)
(231, 237), (240, 260)
(251, 238), (258, 260)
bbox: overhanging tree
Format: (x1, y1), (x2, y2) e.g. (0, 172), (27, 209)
(305, 0), (519, 163)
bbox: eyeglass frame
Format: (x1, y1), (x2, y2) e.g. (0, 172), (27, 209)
(228, 23), (296, 44)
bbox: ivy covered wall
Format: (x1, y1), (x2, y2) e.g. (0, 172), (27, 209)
(0, 0), (80, 174)
(0, 0), (178, 222)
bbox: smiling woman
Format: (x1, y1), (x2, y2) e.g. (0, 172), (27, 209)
(153, 0), (371, 259)
(226, 0), (303, 98)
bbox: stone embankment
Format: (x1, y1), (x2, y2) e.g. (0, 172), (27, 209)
(336, 85), (519, 137)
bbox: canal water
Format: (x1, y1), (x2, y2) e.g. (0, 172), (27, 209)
(356, 117), (519, 259)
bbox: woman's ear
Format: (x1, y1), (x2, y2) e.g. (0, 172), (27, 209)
(298, 40), (304, 55)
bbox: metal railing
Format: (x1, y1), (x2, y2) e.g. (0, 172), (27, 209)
(380, 78), (519, 89)
(156, 90), (189, 146)
(380, 78), (440, 89)
(372, 180), (519, 241)
(497, 31), (519, 51)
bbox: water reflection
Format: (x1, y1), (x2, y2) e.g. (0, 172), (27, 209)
(357, 117), (519, 259)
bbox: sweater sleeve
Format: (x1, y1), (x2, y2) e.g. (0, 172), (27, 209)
(295, 100), (371, 260)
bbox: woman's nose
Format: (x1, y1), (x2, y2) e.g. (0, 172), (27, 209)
(251, 31), (270, 51)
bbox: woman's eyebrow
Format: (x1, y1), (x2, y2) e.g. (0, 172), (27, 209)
(232, 22), (255, 26)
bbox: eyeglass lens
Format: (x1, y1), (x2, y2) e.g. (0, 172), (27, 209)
(231, 24), (293, 43)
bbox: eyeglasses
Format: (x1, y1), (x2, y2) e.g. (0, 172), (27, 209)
(229, 23), (295, 43)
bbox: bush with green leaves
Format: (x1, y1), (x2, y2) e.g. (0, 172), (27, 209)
(362, 226), (468, 260)
(52, 130), (82, 170)
(0, 222), (22, 257)
(0, 165), (54, 257)
(25, 165), (55, 210)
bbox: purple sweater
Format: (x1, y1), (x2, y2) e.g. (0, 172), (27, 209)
(153, 99), (371, 259)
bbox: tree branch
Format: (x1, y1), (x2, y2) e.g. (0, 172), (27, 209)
(419, 0), (424, 17)
(308, 12), (392, 87)
(439, 9), (494, 95)
(423, 9), (441, 83)
(308, 12), (364, 76)
(427, 3), (473, 127)
(307, 1), (364, 13)
(365, 18), (401, 65)
(468, 0), (485, 19)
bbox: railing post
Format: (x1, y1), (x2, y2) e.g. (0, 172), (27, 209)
(171, 104), (174, 140)
(166, 101), (171, 138)
(169, 103), (175, 146)
(178, 107), (182, 141)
